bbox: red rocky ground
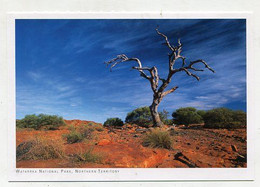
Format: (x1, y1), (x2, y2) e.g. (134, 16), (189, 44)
(16, 120), (247, 168)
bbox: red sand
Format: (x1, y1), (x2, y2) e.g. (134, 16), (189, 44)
(16, 120), (247, 168)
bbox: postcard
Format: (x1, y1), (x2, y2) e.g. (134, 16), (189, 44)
(7, 12), (254, 181)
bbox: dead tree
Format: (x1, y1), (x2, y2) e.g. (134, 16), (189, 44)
(105, 28), (215, 127)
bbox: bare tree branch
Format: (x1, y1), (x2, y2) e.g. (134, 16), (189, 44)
(189, 59), (215, 73)
(182, 68), (200, 81)
(156, 28), (175, 52)
(105, 54), (151, 80)
(105, 28), (215, 127)
(162, 86), (179, 97)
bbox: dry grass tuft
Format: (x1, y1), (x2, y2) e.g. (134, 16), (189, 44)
(142, 128), (172, 149)
(16, 136), (66, 161)
(70, 148), (103, 164)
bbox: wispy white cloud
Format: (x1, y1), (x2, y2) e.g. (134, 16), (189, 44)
(27, 71), (42, 81)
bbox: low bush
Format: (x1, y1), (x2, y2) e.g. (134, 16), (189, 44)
(16, 114), (66, 130)
(172, 107), (203, 126)
(63, 130), (84, 144)
(103, 118), (124, 127)
(125, 107), (152, 127)
(16, 136), (66, 161)
(142, 128), (172, 149)
(203, 108), (246, 129)
(197, 110), (207, 119)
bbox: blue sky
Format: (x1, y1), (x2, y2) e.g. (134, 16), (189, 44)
(16, 19), (246, 123)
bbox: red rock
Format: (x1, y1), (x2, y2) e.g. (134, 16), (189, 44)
(97, 139), (111, 146)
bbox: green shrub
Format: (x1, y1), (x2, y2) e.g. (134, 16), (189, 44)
(232, 110), (247, 126)
(197, 110), (207, 119)
(203, 108), (246, 129)
(16, 114), (65, 130)
(103, 118), (124, 127)
(125, 107), (152, 127)
(142, 128), (172, 149)
(63, 130), (84, 144)
(172, 107), (203, 126)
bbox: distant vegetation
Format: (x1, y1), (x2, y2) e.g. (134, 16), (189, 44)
(203, 108), (246, 129)
(16, 114), (65, 130)
(125, 106), (172, 127)
(172, 107), (246, 129)
(125, 107), (153, 127)
(103, 118), (124, 127)
(172, 107), (203, 127)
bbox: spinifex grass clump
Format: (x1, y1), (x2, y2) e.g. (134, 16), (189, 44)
(72, 148), (103, 164)
(63, 130), (84, 144)
(16, 136), (66, 161)
(142, 128), (172, 149)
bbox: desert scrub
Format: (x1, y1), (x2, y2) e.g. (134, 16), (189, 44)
(77, 122), (104, 132)
(72, 149), (103, 163)
(172, 107), (203, 127)
(63, 130), (84, 144)
(67, 124), (76, 131)
(16, 136), (66, 161)
(16, 114), (66, 130)
(78, 126), (94, 139)
(203, 108), (246, 129)
(93, 124), (104, 132)
(142, 128), (172, 149)
(103, 118), (124, 127)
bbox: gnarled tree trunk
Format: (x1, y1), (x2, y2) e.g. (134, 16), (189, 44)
(150, 98), (164, 127)
(105, 28), (215, 127)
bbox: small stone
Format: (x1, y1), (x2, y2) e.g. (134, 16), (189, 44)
(97, 139), (111, 146)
